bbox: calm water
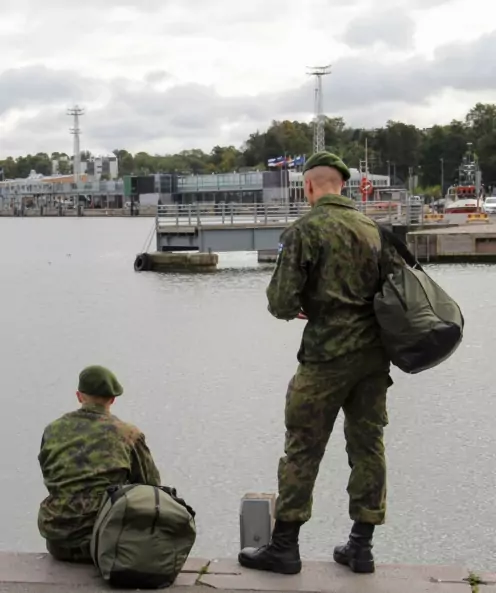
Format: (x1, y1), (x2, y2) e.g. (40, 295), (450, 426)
(0, 217), (494, 570)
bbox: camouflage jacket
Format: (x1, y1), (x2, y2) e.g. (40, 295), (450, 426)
(267, 194), (391, 363)
(38, 403), (161, 546)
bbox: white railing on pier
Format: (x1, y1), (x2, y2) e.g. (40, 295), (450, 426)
(156, 201), (403, 227)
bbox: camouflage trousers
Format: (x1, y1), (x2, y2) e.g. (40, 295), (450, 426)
(46, 539), (93, 564)
(275, 347), (392, 525)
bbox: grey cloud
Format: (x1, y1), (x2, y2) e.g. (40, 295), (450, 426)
(284, 29), (496, 114)
(411, 0), (452, 6)
(0, 66), (101, 115)
(343, 9), (416, 50)
(1, 29), (494, 155)
(145, 70), (171, 84)
(7, 0), (167, 11)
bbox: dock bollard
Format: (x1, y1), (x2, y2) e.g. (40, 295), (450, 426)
(239, 493), (276, 549)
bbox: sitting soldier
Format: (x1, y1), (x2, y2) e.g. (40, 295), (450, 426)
(38, 365), (161, 563)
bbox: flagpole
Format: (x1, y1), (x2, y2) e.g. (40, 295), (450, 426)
(301, 155), (306, 203)
(283, 153), (286, 205)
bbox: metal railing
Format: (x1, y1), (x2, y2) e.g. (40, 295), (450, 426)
(156, 203), (309, 226)
(405, 197), (425, 226)
(156, 201), (404, 227)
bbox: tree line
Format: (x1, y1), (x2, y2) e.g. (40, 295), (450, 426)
(1, 103), (495, 191)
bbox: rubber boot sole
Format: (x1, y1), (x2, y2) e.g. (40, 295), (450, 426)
(238, 552), (302, 575)
(333, 550), (375, 574)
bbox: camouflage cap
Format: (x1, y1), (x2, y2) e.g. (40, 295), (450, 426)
(78, 365), (123, 398)
(303, 151), (351, 181)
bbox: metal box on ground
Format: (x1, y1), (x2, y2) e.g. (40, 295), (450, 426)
(239, 493), (277, 550)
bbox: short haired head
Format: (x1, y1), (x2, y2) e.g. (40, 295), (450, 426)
(303, 151), (350, 205)
(77, 365), (123, 407)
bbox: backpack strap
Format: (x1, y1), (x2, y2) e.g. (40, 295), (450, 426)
(376, 224), (424, 272)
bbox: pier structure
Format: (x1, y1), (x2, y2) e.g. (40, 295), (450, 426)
(136, 200), (430, 272)
(407, 222), (496, 262)
(150, 201), (408, 269)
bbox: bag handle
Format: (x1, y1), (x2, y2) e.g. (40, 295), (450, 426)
(376, 224), (424, 272)
(105, 484), (196, 518)
(159, 486), (196, 518)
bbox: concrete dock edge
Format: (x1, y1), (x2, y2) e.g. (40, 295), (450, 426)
(0, 553), (491, 592)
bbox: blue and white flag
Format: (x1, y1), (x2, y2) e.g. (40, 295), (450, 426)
(267, 156), (287, 167)
(268, 155), (306, 168)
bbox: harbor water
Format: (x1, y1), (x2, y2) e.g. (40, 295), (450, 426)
(0, 217), (494, 570)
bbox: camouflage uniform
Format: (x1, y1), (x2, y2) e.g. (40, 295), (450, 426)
(267, 193), (393, 526)
(38, 366), (161, 563)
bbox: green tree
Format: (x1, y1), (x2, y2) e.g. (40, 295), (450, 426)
(373, 121), (423, 182)
(466, 103), (496, 184)
(58, 160), (71, 175)
(209, 145), (244, 172)
(113, 149), (135, 175)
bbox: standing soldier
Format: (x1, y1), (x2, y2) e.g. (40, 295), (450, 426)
(38, 365), (161, 563)
(238, 152), (394, 575)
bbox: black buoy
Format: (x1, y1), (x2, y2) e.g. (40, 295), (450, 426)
(134, 253), (151, 272)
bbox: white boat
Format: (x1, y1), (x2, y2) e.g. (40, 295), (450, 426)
(444, 197), (480, 214)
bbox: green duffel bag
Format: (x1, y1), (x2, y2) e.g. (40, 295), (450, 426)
(374, 225), (464, 374)
(91, 484), (196, 589)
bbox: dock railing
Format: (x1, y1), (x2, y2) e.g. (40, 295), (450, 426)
(156, 201), (403, 227)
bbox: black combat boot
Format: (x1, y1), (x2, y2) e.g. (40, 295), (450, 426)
(333, 522), (375, 573)
(238, 520), (302, 575)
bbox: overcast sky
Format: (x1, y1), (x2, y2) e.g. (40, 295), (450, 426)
(0, 0), (495, 157)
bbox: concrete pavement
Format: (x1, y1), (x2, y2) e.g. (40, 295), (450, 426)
(0, 553), (492, 592)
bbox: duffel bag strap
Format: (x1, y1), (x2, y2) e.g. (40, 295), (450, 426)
(376, 224), (424, 272)
(159, 486), (196, 518)
(106, 484), (139, 505)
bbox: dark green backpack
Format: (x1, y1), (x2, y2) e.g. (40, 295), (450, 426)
(91, 484), (196, 589)
(374, 226), (464, 374)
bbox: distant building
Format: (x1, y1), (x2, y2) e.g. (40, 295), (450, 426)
(0, 168), (396, 208)
(157, 169), (392, 205)
(51, 155), (71, 176)
(84, 155), (119, 180)
(0, 171), (89, 199)
(51, 155), (119, 180)
(0, 171), (123, 208)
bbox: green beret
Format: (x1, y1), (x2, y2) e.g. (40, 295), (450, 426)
(78, 365), (123, 398)
(303, 151), (350, 181)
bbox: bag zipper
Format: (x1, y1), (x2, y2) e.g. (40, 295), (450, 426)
(150, 487), (160, 534)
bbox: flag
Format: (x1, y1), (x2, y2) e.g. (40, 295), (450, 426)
(268, 156), (287, 167)
(294, 155), (306, 167)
